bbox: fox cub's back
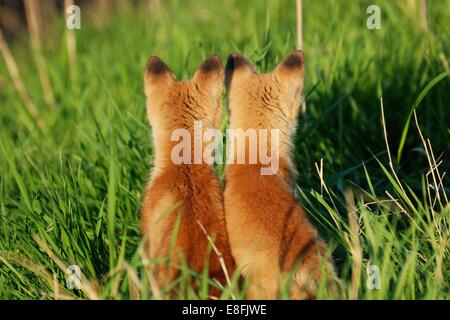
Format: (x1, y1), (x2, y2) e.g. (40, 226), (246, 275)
(224, 51), (335, 299)
(140, 55), (235, 293)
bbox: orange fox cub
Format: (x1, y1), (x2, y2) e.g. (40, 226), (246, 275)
(224, 51), (334, 299)
(140, 55), (235, 295)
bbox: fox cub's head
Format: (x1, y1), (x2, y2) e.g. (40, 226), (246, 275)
(225, 50), (305, 137)
(144, 55), (224, 149)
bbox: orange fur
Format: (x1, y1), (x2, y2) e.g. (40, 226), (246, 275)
(224, 51), (335, 299)
(140, 55), (235, 296)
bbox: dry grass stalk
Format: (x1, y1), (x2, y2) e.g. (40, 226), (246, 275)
(0, 251), (73, 299)
(0, 29), (43, 128)
(419, 0), (429, 32)
(384, 190), (415, 224)
(24, 0), (55, 107)
(138, 247), (163, 300)
(413, 111), (445, 205)
(33, 234), (100, 300)
(438, 52), (449, 71)
(124, 262), (142, 300)
(315, 159), (341, 230)
(413, 110), (447, 238)
(64, 0), (77, 83)
(380, 97), (415, 210)
(427, 140), (448, 205)
(149, 0), (161, 11)
(296, 0), (307, 114)
(196, 219), (235, 300)
(344, 188), (362, 299)
(296, 0), (303, 50)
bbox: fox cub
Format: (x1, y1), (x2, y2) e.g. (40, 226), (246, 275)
(224, 50), (335, 299)
(140, 55), (235, 294)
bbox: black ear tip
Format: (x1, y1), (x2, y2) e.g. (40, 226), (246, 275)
(145, 56), (170, 75)
(226, 53), (251, 71)
(200, 54), (223, 73)
(282, 50), (305, 69)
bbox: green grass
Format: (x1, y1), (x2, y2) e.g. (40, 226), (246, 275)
(0, 0), (449, 299)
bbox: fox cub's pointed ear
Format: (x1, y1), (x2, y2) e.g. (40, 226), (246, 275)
(193, 54), (224, 100)
(225, 53), (256, 91)
(144, 56), (176, 96)
(274, 50), (305, 83)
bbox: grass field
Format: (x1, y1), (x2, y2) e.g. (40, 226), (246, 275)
(0, 0), (449, 299)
